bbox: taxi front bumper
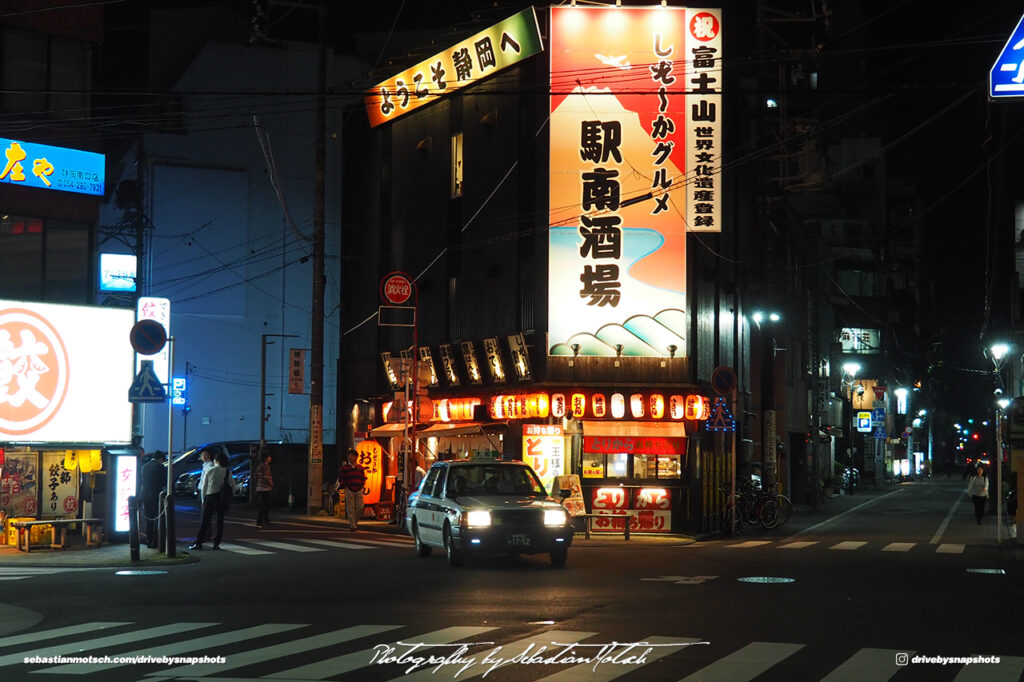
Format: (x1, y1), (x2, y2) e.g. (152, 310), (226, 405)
(451, 524), (573, 555)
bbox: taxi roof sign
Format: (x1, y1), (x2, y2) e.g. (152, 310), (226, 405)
(990, 12), (1024, 99)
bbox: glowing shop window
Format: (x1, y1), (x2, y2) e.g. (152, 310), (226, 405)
(606, 453), (628, 478)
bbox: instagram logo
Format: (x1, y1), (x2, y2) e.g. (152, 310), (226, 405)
(895, 653), (909, 666)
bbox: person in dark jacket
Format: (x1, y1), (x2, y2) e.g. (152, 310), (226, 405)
(337, 449), (367, 531)
(139, 451), (166, 549)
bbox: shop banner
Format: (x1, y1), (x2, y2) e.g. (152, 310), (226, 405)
(584, 436), (685, 454)
(522, 424), (564, 493)
(591, 486), (672, 532)
(548, 6), (722, 358)
(41, 451), (78, 517)
(1, 452), (37, 517)
(0, 300), (134, 443)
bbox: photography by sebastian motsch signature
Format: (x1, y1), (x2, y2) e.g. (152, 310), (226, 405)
(369, 638), (711, 676)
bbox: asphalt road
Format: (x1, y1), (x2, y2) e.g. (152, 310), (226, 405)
(0, 478), (1021, 681)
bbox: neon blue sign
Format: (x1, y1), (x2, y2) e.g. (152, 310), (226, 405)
(0, 138), (104, 196)
(171, 377), (187, 406)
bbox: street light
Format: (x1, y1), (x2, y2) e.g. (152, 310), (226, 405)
(842, 362), (861, 494)
(987, 342), (1012, 543)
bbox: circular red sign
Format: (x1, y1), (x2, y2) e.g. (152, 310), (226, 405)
(381, 274), (413, 305)
(63, 496), (78, 514)
(129, 319), (168, 355)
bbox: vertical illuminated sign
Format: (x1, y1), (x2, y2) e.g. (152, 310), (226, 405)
(522, 424), (564, 494)
(549, 6), (719, 358)
(136, 297), (171, 385)
(114, 454), (137, 533)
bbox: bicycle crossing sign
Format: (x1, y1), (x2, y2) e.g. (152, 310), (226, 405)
(990, 11), (1024, 98)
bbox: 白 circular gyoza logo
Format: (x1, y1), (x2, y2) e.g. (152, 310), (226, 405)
(0, 308), (70, 435)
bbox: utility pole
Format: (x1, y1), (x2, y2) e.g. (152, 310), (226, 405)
(307, 3), (326, 515)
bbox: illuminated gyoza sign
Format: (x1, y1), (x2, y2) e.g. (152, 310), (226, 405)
(364, 7), (544, 127)
(0, 138), (104, 196)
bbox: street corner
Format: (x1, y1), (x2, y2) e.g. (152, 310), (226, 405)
(0, 543), (198, 569)
(0, 603), (43, 638)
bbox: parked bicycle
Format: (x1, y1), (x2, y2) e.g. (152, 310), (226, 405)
(719, 482), (782, 534)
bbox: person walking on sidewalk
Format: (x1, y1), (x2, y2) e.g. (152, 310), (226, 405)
(337, 449), (367, 531)
(966, 465), (989, 525)
(190, 452), (235, 550)
(254, 453), (274, 528)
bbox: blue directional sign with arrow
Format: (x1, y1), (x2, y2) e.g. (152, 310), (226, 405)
(990, 12), (1024, 99)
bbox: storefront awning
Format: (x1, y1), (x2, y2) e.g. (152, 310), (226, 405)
(369, 422), (420, 436)
(419, 422), (501, 437)
(581, 420), (685, 437)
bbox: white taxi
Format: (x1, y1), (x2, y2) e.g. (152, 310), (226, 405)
(406, 459), (574, 567)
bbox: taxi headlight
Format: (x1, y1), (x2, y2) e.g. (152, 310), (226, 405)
(466, 510), (492, 528)
(544, 509), (568, 527)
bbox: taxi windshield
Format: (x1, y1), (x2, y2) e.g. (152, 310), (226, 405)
(446, 465), (546, 497)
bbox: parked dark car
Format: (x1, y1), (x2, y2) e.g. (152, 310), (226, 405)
(170, 441), (259, 481)
(173, 450), (251, 498)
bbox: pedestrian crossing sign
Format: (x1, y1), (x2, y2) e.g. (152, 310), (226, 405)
(128, 360), (167, 403)
(990, 12), (1024, 98)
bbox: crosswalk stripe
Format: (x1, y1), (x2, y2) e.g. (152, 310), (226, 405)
(726, 541), (772, 548)
(953, 655), (1024, 681)
(263, 626), (497, 680)
(678, 641), (805, 681)
(779, 541), (816, 549)
(881, 543), (914, 552)
(0, 622), (130, 649)
(299, 539), (375, 550)
(0, 623), (217, 668)
(829, 541), (867, 551)
(392, 630), (597, 681)
(38, 623), (308, 674)
(216, 542), (273, 555)
(535, 634), (705, 681)
(340, 537), (413, 547)
(237, 539), (325, 552)
(0, 576), (32, 581)
(821, 648), (910, 681)
(936, 543), (965, 554)
(147, 624), (402, 678)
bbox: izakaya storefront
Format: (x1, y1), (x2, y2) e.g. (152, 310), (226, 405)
(577, 421), (688, 534)
(411, 390), (709, 534)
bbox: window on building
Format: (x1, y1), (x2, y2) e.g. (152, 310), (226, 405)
(2, 27), (92, 118)
(0, 215), (90, 303)
(451, 132), (463, 198)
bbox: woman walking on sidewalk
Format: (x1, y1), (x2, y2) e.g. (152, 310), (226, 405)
(966, 465), (989, 525)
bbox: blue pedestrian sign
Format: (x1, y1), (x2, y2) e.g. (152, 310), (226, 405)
(128, 360), (167, 403)
(990, 12), (1024, 99)
(874, 425), (887, 440)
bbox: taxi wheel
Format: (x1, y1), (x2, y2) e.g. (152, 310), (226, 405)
(443, 524), (463, 567)
(412, 520), (432, 557)
(550, 547), (567, 567)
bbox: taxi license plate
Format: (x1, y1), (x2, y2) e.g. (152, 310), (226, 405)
(510, 534), (531, 548)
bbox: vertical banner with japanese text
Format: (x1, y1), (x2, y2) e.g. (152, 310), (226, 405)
(289, 349), (305, 394)
(548, 6), (722, 358)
